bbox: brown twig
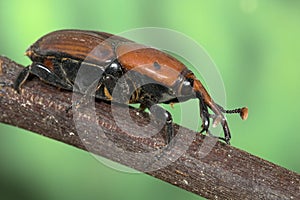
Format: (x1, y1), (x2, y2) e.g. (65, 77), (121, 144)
(0, 56), (299, 199)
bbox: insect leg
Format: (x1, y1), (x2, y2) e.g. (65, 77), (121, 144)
(140, 100), (174, 144)
(14, 66), (31, 93)
(31, 63), (74, 90)
(14, 62), (74, 93)
(197, 92), (231, 144)
(219, 119), (231, 144)
(198, 94), (210, 133)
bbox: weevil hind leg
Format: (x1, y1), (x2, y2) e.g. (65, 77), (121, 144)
(140, 100), (174, 144)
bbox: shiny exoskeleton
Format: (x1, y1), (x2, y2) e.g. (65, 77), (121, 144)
(14, 29), (248, 144)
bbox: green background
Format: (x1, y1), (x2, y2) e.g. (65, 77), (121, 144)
(0, 0), (299, 199)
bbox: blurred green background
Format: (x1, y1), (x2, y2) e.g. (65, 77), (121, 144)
(1, 0), (299, 199)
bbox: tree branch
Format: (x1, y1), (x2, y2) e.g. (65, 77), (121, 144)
(0, 56), (299, 199)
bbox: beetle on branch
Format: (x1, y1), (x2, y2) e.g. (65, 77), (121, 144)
(14, 29), (248, 144)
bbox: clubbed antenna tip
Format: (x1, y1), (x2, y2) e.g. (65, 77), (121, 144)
(216, 104), (248, 120)
(240, 107), (248, 120)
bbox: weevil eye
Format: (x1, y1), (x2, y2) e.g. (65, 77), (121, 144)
(180, 78), (194, 95)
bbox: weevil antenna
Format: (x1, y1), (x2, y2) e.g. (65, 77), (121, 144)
(216, 104), (248, 120)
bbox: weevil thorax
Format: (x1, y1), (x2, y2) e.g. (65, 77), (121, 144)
(116, 42), (197, 98)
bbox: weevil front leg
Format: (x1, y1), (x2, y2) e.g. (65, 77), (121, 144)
(14, 66), (30, 92)
(207, 104), (231, 144)
(14, 62), (73, 92)
(140, 100), (174, 144)
(198, 94), (210, 134)
(220, 118), (231, 144)
(197, 93), (231, 144)
(206, 101), (232, 144)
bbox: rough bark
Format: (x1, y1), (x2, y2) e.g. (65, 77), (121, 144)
(0, 56), (299, 199)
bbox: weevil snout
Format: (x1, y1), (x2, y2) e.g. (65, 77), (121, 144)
(191, 78), (248, 144)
